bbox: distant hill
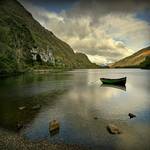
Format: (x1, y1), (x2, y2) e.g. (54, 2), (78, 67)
(110, 46), (150, 69)
(0, 0), (97, 75)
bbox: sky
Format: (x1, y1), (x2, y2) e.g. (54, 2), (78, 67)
(19, 0), (150, 64)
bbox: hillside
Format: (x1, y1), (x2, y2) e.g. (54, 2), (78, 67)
(110, 46), (150, 69)
(0, 0), (97, 75)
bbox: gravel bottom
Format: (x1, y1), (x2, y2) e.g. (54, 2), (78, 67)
(0, 129), (89, 150)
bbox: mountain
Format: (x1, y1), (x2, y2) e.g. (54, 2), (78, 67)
(0, 0), (97, 75)
(110, 46), (150, 69)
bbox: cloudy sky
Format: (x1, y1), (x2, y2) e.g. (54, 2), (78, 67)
(19, 0), (150, 64)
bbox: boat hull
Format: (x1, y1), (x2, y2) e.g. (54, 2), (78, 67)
(100, 77), (126, 85)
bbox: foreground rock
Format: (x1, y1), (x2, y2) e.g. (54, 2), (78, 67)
(49, 120), (60, 133)
(107, 124), (121, 134)
(32, 104), (41, 110)
(18, 106), (26, 110)
(93, 117), (98, 120)
(128, 113), (136, 119)
(16, 123), (24, 130)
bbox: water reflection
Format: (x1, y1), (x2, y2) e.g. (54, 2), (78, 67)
(0, 72), (72, 131)
(50, 129), (60, 137)
(0, 69), (150, 150)
(0, 89), (68, 131)
(100, 84), (126, 91)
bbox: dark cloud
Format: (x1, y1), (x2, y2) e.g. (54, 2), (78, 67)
(66, 0), (150, 18)
(20, 0), (77, 4)
(19, 0), (78, 12)
(20, 0), (150, 5)
(20, 0), (78, 9)
(19, 0), (150, 64)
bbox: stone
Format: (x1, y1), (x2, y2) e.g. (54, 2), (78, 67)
(49, 120), (60, 133)
(128, 113), (136, 119)
(107, 124), (121, 134)
(94, 117), (98, 120)
(16, 123), (23, 130)
(18, 106), (26, 110)
(32, 104), (41, 110)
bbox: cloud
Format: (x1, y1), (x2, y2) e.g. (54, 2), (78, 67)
(20, 0), (150, 64)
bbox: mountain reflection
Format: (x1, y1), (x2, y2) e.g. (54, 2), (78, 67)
(0, 72), (72, 132)
(0, 69), (150, 150)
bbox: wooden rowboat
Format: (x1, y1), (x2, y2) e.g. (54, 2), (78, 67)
(100, 77), (126, 85)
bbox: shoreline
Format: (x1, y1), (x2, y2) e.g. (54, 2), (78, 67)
(0, 69), (70, 78)
(0, 129), (89, 150)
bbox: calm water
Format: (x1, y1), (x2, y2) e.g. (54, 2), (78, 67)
(0, 69), (150, 150)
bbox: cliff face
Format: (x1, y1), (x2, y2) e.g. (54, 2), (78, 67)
(110, 46), (150, 69)
(0, 0), (97, 74)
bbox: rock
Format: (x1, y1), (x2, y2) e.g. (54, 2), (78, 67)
(16, 123), (23, 130)
(50, 129), (59, 136)
(107, 124), (121, 134)
(128, 113), (136, 119)
(18, 106), (26, 110)
(49, 120), (60, 133)
(32, 104), (41, 110)
(94, 117), (98, 120)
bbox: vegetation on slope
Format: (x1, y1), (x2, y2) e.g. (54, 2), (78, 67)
(0, 0), (97, 75)
(140, 56), (150, 69)
(110, 46), (150, 69)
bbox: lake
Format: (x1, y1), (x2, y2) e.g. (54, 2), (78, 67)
(0, 69), (150, 150)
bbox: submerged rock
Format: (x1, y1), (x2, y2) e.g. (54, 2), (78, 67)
(94, 117), (98, 120)
(49, 120), (60, 133)
(107, 124), (121, 134)
(32, 104), (41, 110)
(128, 113), (136, 119)
(16, 123), (23, 130)
(50, 128), (60, 136)
(18, 106), (26, 110)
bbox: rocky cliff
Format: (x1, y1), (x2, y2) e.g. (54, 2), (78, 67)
(110, 46), (150, 69)
(0, 0), (97, 75)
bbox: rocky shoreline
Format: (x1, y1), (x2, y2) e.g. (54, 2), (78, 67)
(0, 129), (89, 150)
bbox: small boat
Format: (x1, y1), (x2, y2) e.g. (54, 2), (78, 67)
(100, 77), (126, 85)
